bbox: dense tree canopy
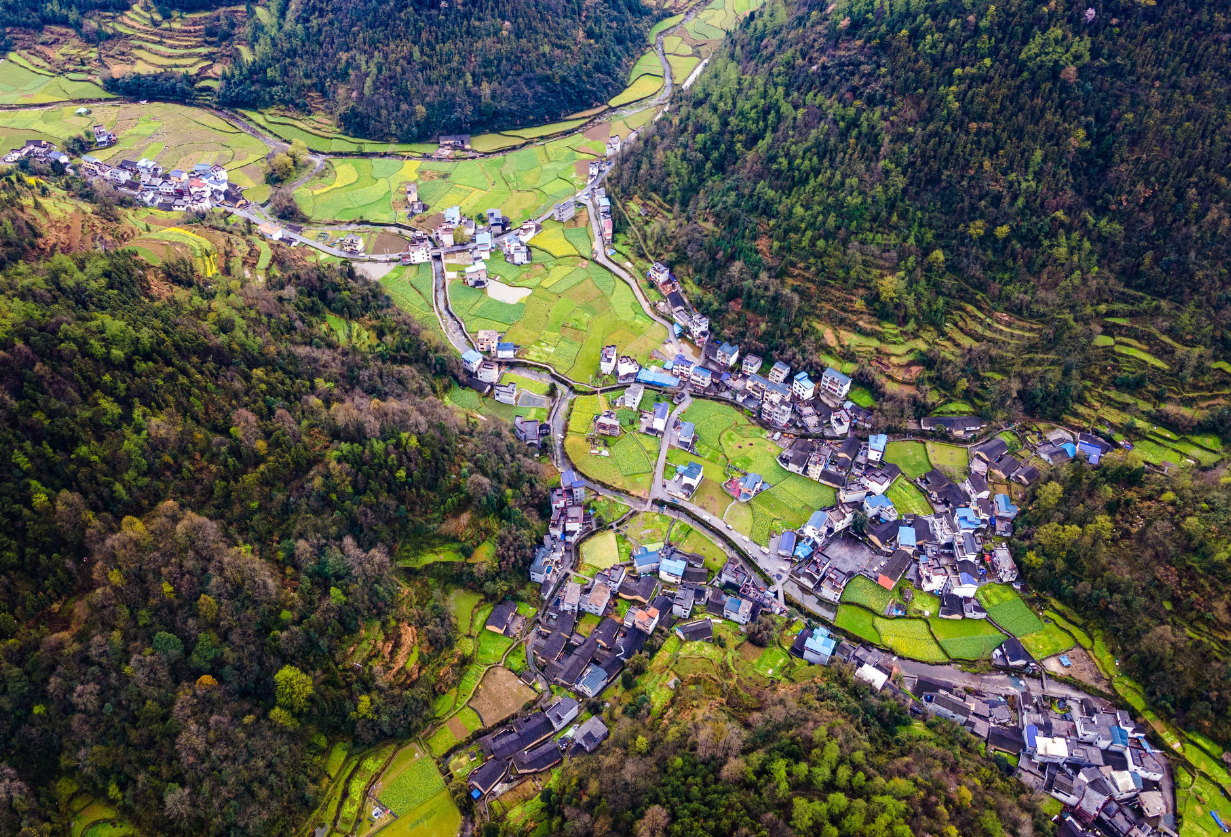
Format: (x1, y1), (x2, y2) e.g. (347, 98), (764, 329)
(218, 0), (656, 141)
(0, 235), (547, 834)
(1015, 454), (1231, 749)
(614, 0), (1231, 355)
(537, 669), (1050, 837)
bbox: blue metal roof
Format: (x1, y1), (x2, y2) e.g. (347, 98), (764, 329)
(793, 541), (814, 559)
(804, 629), (837, 659)
(740, 472), (762, 489)
(678, 461), (703, 480)
(653, 402), (670, 419)
(898, 526), (917, 547)
(869, 433), (888, 452)
(461, 349), (482, 365)
(806, 509), (828, 530)
(793, 371), (813, 384)
(778, 531), (797, 553)
(994, 494), (1019, 517)
(678, 421), (695, 440)
(719, 342), (738, 355)
(636, 367), (680, 387)
(866, 494), (894, 510)
(955, 507), (982, 529)
(660, 558), (687, 576)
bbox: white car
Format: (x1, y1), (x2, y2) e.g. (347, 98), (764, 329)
(726, 523), (733, 530)
(760, 547), (769, 555)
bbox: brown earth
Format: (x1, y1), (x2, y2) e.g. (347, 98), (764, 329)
(468, 666), (536, 727)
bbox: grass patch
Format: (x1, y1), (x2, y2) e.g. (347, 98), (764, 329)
(976, 584), (1045, 637)
(886, 480), (931, 515)
(924, 442), (969, 478)
(884, 441), (930, 478)
(1020, 623), (1076, 659)
(840, 576), (893, 613)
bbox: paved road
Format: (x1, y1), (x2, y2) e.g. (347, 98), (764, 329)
(647, 394), (692, 509)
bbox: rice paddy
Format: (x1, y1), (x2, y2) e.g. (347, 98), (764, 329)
(977, 584), (1045, 637)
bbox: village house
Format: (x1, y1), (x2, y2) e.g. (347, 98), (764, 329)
(820, 367), (852, 400)
(594, 411), (621, 437)
(792, 371), (816, 401)
(475, 330), (501, 353)
(741, 354), (763, 376)
(552, 198), (577, 222)
(600, 345), (617, 376)
(768, 361), (791, 384)
(494, 382), (518, 405)
(464, 261), (488, 287)
(716, 342), (740, 368)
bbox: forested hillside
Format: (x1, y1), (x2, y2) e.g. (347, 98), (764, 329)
(0, 201), (547, 835)
(1016, 455), (1231, 749)
(218, 0), (657, 141)
(528, 670), (1051, 837)
(614, 0), (1231, 362)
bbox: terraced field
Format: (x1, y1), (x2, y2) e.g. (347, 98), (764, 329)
(930, 618), (1006, 659)
(977, 584), (1045, 637)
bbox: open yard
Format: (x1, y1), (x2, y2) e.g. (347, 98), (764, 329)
(579, 530), (620, 571)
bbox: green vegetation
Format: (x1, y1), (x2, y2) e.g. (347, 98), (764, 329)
(977, 585), (1045, 637)
(1020, 623), (1077, 660)
(924, 442), (969, 479)
(376, 745), (446, 816)
(886, 479), (932, 516)
(0, 207), (545, 835)
(883, 441), (930, 479)
(839, 576), (892, 613)
(930, 618), (1006, 660)
(222, 0), (656, 142)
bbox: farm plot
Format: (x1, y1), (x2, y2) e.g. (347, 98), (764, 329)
(468, 666), (537, 726)
(886, 480), (932, 515)
(840, 576), (894, 613)
(875, 617), (948, 662)
(883, 441), (931, 479)
(0, 102), (265, 177)
(929, 618), (1006, 660)
(580, 530), (620, 571)
(375, 744), (445, 817)
(924, 443), (969, 478)
(475, 629), (515, 665)
(295, 158), (419, 222)
(0, 56), (111, 104)
(1020, 623), (1076, 659)
(977, 584), (1045, 637)
(379, 787), (462, 837)
(446, 250), (667, 380)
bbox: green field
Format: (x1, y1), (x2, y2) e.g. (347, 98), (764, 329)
(1020, 623), (1076, 659)
(841, 576), (893, 613)
(379, 788), (462, 837)
(292, 130), (604, 229)
(886, 480), (931, 515)
(0, 103), (267, 187)
(377, 745), (446, 816)
(884, 441), (931, 478)
(295, 158), (420, 222)
(929, 618), (1006, 659)
(834, 605), (947, 662)
(924, 442), (969, 478)
(0, 56), (112, 105)
(443, 247), (667, 380)
(580, 530), (620, 570)
(977, 584), (1045, 637)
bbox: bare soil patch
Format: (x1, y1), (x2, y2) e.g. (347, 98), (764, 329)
(1042, 646), (1110, 691)
(468, 666), (536, 727)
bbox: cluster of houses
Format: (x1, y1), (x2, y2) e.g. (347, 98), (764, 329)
(532, 536), (786, 704)
(781, 438), (1029, 657)
(77, 156), (247, 213)
(467, 463), (792, 801)
(3, 139), (70, 168)
(909, 676), (1173, 837)
(781, 629), (1174, 837)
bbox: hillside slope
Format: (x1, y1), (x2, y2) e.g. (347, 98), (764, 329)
(614, 0), (1231, 360)
(219, 0), (658, 141)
